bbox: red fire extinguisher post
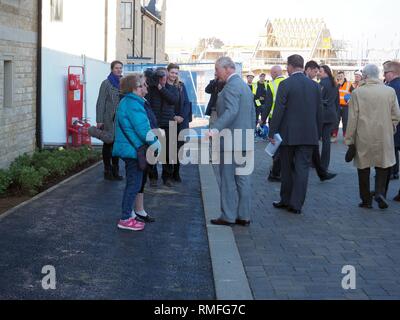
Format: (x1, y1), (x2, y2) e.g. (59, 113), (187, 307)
(66, 66), (91, 148)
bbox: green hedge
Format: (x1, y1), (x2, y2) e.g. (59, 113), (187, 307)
(0, 147), (101, 196)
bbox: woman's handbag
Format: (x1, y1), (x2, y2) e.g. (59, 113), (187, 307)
(345, 145), (356, 163)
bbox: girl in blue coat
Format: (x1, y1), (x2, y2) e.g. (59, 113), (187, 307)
(113, 74), (160, 231)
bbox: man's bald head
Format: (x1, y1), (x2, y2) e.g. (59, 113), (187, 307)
(271, 66), (283, 80)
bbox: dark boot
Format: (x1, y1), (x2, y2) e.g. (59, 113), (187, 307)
(112, 166), (123, 181)
(104, 170), (114, 181)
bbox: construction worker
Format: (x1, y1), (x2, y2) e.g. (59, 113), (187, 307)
(246, 73), (255, 91)
(263, 66), (285, 182)
(353, 70), (363, 89)
(253, 73), (269, 127)
(332, 71), (354, 142)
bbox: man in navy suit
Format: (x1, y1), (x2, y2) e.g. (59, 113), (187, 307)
(268, 55), (323, 214)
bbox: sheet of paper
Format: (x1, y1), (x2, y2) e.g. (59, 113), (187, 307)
(265, 134), (283, 157)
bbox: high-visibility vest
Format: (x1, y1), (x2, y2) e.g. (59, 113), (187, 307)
(267, 76), (285, 118)
(252, 82), (268, 107)
(339, 81), (352, 106)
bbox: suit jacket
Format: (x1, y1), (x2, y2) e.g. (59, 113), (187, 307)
(387, 77), (400, 147)
(320, 77), (340, 124)
(269, 72), (323, 146)
(211, 74), (256, 151)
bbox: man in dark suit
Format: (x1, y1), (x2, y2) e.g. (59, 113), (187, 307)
(268, 55), (323, 214)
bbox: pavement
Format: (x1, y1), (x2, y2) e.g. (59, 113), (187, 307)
(0, 163), (215, 300)
(1, 126), (400, 300)
(232, 138), (400, 300)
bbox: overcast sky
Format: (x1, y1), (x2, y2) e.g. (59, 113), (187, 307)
(165, 0), (400, 50)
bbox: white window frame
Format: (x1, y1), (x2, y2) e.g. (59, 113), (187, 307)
(50, 0), (63, 22)
(121, 2), (133, 29)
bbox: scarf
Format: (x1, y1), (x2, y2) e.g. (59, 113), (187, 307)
(108, 73), (121, 90)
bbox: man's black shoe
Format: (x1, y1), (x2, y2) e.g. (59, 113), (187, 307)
(394, 193), (400, 202)
(236, 219), (251, 227)
(273, 201), (288, 210)
(287, 207), (302, 215)
(320, 172), (337, 182)
(375, 195), (389, 210)
(112, 167), (124, 181)
(390, 173), (399, 180)
(173, 175), (182, 183)
(268, 175), (281, 183)
(211, 218), (235, 226)
(149, 179), (158, 188)
(163, 179), (173, 187)
(359, 202), (373, 209)
(104, 171), (114, 181)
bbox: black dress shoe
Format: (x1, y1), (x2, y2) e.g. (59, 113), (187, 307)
(104, 171), (114, 181)
(287, 207), (302, 214)
(391, 173), (399, 180)
(236, 219), (251, 227)
(393, 193), (400, 202)
(375, 195), (389, 210)
(268, 175), (281, 182)
(211, 218), (235, 226)
(359, 202), (373, 209)
(320, 172), (337, 182)
(112, 168), (124, 181)
(163, 179), (173, 187)
(173, 175), (182, 183)
(149, 179), (158, 188)
(273, 201), (288, 209)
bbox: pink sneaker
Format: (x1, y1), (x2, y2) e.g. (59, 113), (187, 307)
(117, 218), (145, 231)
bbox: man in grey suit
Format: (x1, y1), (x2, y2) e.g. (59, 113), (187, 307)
(206, 57), (256, 226)
(269, 55), (323, 214)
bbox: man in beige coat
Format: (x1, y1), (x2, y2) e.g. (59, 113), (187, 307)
(345, 64), (400, 209)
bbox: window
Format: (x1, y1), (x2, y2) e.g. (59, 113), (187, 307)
(3, 60), (14, 108)
(50, 0), (63, 22)
(121, 2), (133, 29)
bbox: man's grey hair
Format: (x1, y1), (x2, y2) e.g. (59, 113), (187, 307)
(216, 56), (236, 70)
(362, 64), (380, 79)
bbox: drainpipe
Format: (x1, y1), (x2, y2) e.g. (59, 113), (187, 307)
(154, 23), (157, 64)
(104, 0), (108, 62)
(132, 0), (136, 58)
(36, 0), (43, 149)
(141, 12), (144, 58)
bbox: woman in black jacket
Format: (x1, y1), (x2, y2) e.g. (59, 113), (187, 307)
(319, 65), (340, 172)
(145, 67), (180, 187)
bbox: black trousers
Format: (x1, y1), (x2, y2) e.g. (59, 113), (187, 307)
(271, 150), (281, 177)
(161, 127), (175, 182)
(256, 105), (268, 126)
(357, 167), (391, 204)
(173, 140), (185, 178)
(311, 146), (326, 178)
(320, 123), (334, 171)
(102, 143), (119, 172)
(280, 145), (314, 210)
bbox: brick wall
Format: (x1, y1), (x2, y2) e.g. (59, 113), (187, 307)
(0, 0), (38, 169)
